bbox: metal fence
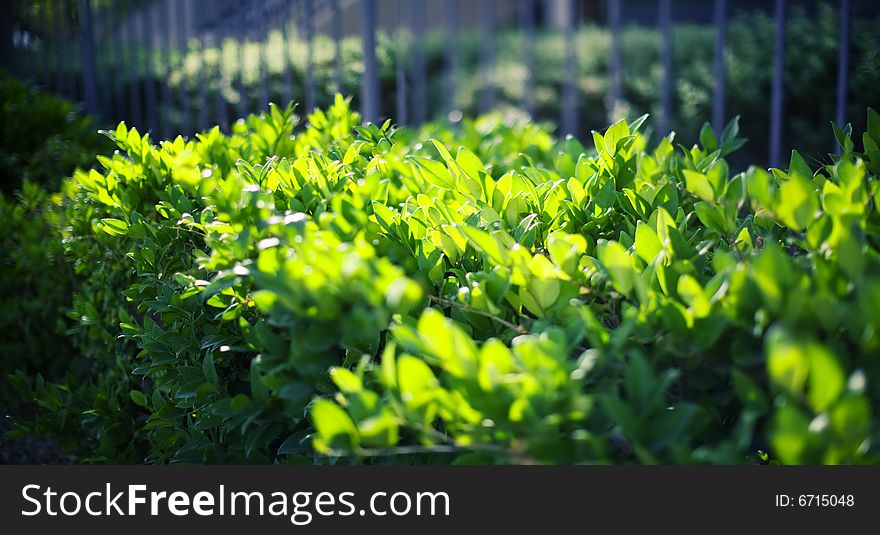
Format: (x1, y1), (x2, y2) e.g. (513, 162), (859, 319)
(0, 0), (860, 166)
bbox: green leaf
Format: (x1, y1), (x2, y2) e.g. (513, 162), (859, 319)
(634, 221), (663, 263)
(682, 169), (714, 202)
(694, 201), (729, 235)
(788, 150), (812, 180)
(808, 345), (845, 413)
(251, 359), (269, 403)
(203, 354), (219, 387)
(330, 367), (363, 394)
(603, 119), (630, 155)
(311, 399), (359, 453)
(776, 173), (818, 230)
(357, 409), (399, 447)
(459, 225), (507, 265)
(100, 218), (128, 236)
(866, 107), (880, 144)
(599, 241), (634, 296)
(411, 156), (455, 189)
(129, 390), (147, 407)
(770, 404), (811, 464)
(455, 146), (485, 180)
(699, 122), (718, 152)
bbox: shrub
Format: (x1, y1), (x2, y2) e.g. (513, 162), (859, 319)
(8, 97), (880, 465)
(0, 71), (109, 193)
(0, 183), (77, 402)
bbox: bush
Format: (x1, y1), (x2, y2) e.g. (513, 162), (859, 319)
(0, 71), (109, 193)
(8, 96), (880, 464)
(0, 183), (78, 403)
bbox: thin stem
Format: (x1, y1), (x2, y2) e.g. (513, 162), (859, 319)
(429, 295), (528, 335)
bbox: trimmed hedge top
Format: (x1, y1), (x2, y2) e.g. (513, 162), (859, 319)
(10, 96), (880, 464)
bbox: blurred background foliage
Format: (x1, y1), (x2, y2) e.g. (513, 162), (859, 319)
(8, 3), (880, 168)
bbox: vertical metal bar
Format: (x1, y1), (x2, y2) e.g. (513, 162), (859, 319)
(176, 0), (190, 134)
(78, 0), (99, 117)
(22, 0), (34, 82)
(94, 0), (113, 124)
(236, 20), (248, 122)
(51, 0), (63, 93)
(480, 0), (495, 113)
(607, 0), (622, 123)
(281, 1), (294, 105)
(0, 0), (12, 70)
(6, 0), (18, 76)
(562, 0), (578, 136)
(333, 0), (343, 94)
(112, 0), (125, 122)
(142, 0), (157, 133)
(519, 0), (535, 118)
(395, 0), (408, 125)
(257, 13), (269, 113)
(158, 0), (172, 137)
(658, 0), (673, 136)
(4, 0), (16, 75)
(198, 37), (210, 131)
(445, 0), (459, 116)
(66, 0), (80, 100)
(305, 0), (315, 113)
(38, 0), (50, 89)
(769, 0), (785, 167)
(214, 31), (229, 131)
(126, 0), (143, 128)
(835, 0), (850, 153)
(712, 0), (726, 134)
(411, 0), (427, 126)
(361, 0), (380, 124)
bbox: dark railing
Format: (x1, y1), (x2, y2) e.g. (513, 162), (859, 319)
(0, 0), (862, 165)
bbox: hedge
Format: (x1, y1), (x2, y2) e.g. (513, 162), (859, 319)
(6, 95), (879, 464)
(0, 71), (109, 193)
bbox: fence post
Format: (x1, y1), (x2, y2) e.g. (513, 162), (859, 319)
(143, 0), (158, 132)
(480, 0), (495, 113)
(607, 0), (622, 124)
(333, 0), (343, 94)
(258, 13), (269, 113)
(93, 2), (112, 124)
(712, 0), (726, 134)
(305, 0), (315, 113)
(111, 0), (124, 122)
(281, 1), (294, 106)
(445, 0), (459, 117)
(51, 0), (64, 94)
(411, 0), (427, 126)
(78, 0), (100, 117)
(176, 0), (190, 134)
(0, 0), (11, 70)
(159, 0), (175, 137)
(160, 0), (173, 136)
(395, 0), (408, 125)
(835, 0), (850, 153)
(38, 1), (50, 89)
(212, 31), (228, 132)
(769, 0), (785, 167)
(235, 19), (247, 122)
(562, 0), (578, 137)
(361, 0), (380, 124)
(658, 0), (673, 136)
(519, 0), (535, 118)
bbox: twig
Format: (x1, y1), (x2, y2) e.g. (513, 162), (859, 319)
(429, 295), (529, 335)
